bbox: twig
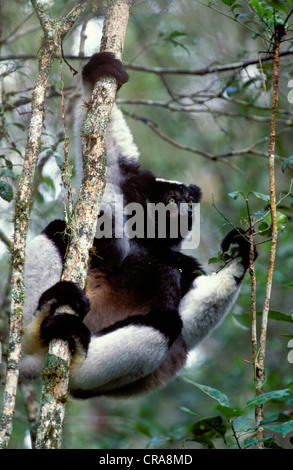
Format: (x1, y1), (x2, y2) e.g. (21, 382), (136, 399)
(230, 418), (242, 449)
(245, 198), (257, 376)
(127, 112), (271, 161)
(1, 48), (293, 73)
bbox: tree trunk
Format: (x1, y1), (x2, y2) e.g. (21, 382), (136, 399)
(35, 0), (132, 450)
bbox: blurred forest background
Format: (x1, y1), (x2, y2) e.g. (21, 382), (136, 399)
(0, 0), (293, 449)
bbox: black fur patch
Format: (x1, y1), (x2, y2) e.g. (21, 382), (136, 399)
(41, 313), (90, 353)
(100, 309), (182, 347)
(82, 52), (129, 89)
(38, 281), (90, 320)
(42, 219), (69, 260)
(221, 228), (258, 280)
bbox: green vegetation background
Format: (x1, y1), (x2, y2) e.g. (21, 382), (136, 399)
(0, 0), (292, 449)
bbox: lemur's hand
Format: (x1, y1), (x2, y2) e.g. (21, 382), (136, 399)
(82, 52), (129, 89)
(221, 228), (257, 270)
(38, 281), (90, 354)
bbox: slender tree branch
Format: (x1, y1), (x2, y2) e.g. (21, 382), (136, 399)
(254, 33), (282, 448)
(118, 98), (293, 124)
(123, 48), (293, 75)
(246, 198), (257, 381)
(127, 112), (273, 161)
(1, 47), (293, 73)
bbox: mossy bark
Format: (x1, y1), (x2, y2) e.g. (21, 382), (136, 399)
(35, 0), (132, 449)
(0, 0), (86, 450)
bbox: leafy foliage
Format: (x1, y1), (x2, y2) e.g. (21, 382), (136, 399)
(0, 0), (293, 449)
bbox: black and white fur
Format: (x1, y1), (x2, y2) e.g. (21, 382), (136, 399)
(21, 53), (254, 398)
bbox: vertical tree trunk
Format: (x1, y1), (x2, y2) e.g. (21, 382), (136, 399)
(35, 0), (132, 450)
(254, 35), (281, 447)
(0, 0), (86, 449)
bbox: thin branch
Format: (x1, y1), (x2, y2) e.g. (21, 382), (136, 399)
(0, 12), (36, 46)
(118, 98), (293, 124)
(254, 33), (282, 448)
(245, 198), (257, 379)
(123, 48), (293, 75)
(1, 47), (293, 73)
(127, 112), (272, 161)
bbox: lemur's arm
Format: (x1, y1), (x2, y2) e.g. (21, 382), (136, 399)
(76, 52), (140, 173)
(180, 228), (254, 350)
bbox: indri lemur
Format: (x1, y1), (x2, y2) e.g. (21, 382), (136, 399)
(21, 53), (254, 398)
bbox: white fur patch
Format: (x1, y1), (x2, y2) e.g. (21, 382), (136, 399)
(180, 260), (242, 350)
(23, 235), (63, 327)
(70, 325), (168, 392)
(155, 177), (183, 186)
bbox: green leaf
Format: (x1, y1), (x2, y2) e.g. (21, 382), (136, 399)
(280, 334), (293, 339)
(183, 378), (230, 407)
(221, 0), (236, 5)
(258, 211), (288, 236)
(232, 416), (256, 432)
(250, 191), (270, 202)
(234, 310), (293, 328)
(281, 155), (293, 173)
(244, 437), (281, 449)
(179, 406), (200, 417)
(251, 0), (266, 15)
(191, 416), (227, 449)
(0, 180), (14, 202)
(262, 412), (293, 425)
(215, 404), (242, 419)
(208, 256), (221, 265)
(264, 421), (293, 438)
(232, 3), (243, 11)
(228, 190), (245, 200)
(42, 176), (55, 192)
(246, 389), (290, 407)
(165, 31), (194, 55)
(0, 169), (17, 179)
(267, 0), (288, 13)
(258, 220), (271, 237)
(276, 211), (288, 230)
(264, 438), (285, 449)
(54, 154), (63, 169)
(265, 310), (293, 323)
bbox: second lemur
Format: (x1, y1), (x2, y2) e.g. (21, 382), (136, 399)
(21, 53), (255, 398)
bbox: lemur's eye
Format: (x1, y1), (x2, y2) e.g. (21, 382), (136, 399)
(168, 197), (176, 204)
(188, 200), (193, 207)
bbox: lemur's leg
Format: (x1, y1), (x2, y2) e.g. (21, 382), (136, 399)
(22, 220), (67, 329)
(81, 52), (139, 165)
(68, 307), (182, 397)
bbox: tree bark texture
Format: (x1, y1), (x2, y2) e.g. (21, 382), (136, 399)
(255, 37), (281, 447)
(0, 0), (86, 450)
(35, 0), (132, 449)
